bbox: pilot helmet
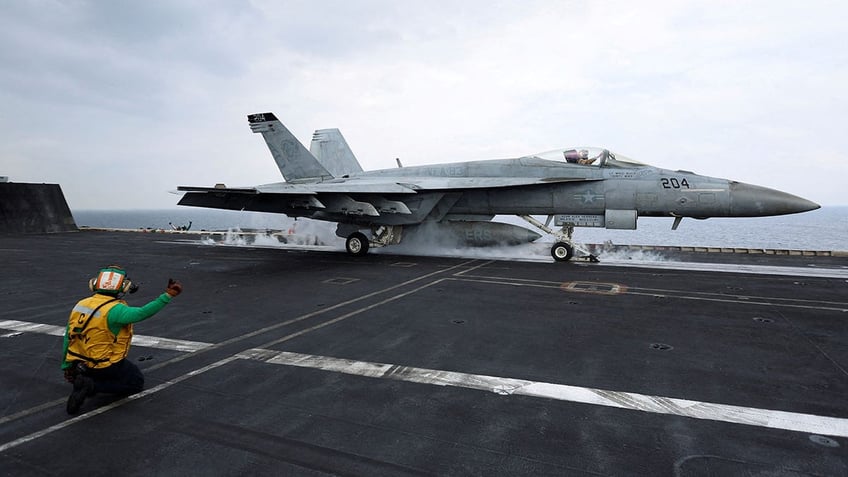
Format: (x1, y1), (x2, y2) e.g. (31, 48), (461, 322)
(563, 149), (581, 163)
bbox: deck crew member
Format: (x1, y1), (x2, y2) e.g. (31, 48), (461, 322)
(62, 265), (182, 414)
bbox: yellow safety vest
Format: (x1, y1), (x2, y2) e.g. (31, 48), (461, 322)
(66, 294), (133, 369)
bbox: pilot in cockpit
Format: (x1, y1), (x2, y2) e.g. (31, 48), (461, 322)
(563, 149), (597, 165)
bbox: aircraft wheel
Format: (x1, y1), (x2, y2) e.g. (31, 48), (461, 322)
(346, 232), (369, 256)
(551, 242), (573, 262)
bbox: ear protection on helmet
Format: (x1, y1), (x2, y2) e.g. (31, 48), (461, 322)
(89, 265), (135, 295)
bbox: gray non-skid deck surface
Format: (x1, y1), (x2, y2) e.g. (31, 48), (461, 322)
(1, 231), (846, 476)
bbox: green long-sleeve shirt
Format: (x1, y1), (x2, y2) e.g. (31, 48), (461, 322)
(61, 293), (172, 369)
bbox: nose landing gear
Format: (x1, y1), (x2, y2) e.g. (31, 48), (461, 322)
(518, 215), (599, 263)
(551, 242), (573, 262)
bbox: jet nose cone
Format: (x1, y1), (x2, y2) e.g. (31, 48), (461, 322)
(730, 182), (820, 217)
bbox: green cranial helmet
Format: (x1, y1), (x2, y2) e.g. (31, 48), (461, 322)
(89, 265), (134, 295)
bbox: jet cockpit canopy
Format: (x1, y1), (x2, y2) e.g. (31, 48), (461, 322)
(526, 147), (647, 168)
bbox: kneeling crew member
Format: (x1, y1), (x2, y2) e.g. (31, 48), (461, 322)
(62, 265), (183, 414)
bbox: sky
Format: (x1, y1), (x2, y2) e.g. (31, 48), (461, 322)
(1, 0), (846, 209)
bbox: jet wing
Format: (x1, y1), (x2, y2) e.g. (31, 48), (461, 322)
(274, 181), (418, 194)
(177, 186), (260, 194)
(177, 181), (419, 216)
(178, 176), (597, 195)
(392, 176), (600, 190)
(178, 181), (414, 195)
(276, 176), (600, 192)
(177, 183), (324, 214)
(177, 176), (601, 219)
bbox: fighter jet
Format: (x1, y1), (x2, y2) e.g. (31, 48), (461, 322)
(177, 112), (820, 261)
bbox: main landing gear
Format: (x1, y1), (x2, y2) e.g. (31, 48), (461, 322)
(343, 226), (403, 257)
(345, 232), (369, 256)
(518, 215), (599, 263)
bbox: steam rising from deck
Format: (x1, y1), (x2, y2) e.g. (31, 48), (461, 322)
(197, 217), (670, 263)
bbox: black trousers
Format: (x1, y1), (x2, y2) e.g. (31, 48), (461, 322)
(85, 359), (144, 395)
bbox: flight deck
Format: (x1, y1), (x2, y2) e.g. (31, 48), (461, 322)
(1, 231), (847, 475)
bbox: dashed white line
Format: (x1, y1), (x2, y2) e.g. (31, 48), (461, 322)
(5, 322), (848, 440)
(0, 319), (212, 352)
(238, 349), (848, 438)
(600, 259), (848, 279)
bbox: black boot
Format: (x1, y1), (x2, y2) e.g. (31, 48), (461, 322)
(66, 376), (95, 415)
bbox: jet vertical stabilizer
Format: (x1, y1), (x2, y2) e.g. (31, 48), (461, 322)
(248, 113), (333, 182)
(310, 129), (364, 177)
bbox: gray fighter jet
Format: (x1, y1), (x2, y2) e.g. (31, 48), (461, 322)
(177, 112), (820, 261)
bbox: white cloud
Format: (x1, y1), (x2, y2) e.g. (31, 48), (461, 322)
(0, 0), (845, 209)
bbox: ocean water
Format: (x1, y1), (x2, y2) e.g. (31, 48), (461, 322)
(71, 206), (848, 252)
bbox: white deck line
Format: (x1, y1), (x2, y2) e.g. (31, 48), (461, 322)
(239, 349), (848, 439)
